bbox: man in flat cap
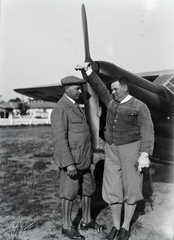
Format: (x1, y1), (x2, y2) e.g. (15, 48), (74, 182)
(51, 76), (104, 239)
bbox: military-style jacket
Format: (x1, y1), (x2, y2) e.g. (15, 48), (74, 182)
(51, 95), (92, 169)
(85, 71), (154, 155)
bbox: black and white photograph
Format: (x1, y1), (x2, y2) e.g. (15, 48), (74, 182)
(0, 0), (174, 239)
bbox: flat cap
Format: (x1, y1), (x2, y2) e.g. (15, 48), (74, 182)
(61, 76), (86, 86)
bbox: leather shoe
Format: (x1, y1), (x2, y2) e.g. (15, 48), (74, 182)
(117, 228), (130, 240)
(80, 220), (107, 232)
(62, 226), (85, 239)
(101, 226), (119, 240)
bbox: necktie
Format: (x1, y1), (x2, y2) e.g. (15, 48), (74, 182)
(75, 102), (82, 112)
(75, 103), (86, 119)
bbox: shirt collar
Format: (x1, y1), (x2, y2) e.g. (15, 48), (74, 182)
(64, 94), (76, 104)
(120, 94), (132, 103)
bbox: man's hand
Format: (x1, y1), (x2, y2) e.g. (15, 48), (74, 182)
(97, 107), (102, 117)
(137, 152), (150, 173)
(67, 164), (77, 178)
(75, 62), (91, 71)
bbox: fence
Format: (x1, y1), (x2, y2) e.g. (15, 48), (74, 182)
(0, 117), (51, 126)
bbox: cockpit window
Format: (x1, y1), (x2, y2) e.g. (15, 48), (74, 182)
(170, 77), (174, 85)
(152, 74), (174, 94)
(142, 75), (159, 82)
(164, 77), (174, 94)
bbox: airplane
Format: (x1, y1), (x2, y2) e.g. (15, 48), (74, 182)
(14, 4), (174, 165)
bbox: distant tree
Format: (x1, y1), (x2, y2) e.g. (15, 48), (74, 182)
(9, 98), (29, 115)
(17, 101), (30, 116)
(9, 98), (21, 102)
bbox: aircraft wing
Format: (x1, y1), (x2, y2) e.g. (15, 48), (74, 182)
(14, 83), (85, 104)
(14, 68), (174, 103)
(14, 83), (64, 103)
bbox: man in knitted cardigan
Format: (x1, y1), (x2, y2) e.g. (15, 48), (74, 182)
(75, 64), (154, 240)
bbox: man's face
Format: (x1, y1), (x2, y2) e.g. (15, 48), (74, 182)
(111, 81), (128, 102)
(65, 85), (82, 100)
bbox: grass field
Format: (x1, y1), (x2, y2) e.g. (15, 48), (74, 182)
(0, 125), (174, 240)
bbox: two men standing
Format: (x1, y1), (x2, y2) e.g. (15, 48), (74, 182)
(51, 64), (154, 240)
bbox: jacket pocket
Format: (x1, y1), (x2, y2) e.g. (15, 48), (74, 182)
(71, 117), (83, 123)
(125, 110), (138, 122)
(71, 117), (86, 133)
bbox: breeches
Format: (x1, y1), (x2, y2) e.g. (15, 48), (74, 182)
(102, 141), (143, 205)
(59, 168), (96, 200)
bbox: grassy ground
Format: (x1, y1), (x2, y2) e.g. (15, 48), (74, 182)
(0, 125), (174, 240)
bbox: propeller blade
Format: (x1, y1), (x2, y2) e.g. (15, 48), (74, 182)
(81, 4), (98, 71)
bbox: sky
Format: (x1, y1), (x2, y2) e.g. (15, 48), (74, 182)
(0, 0), (174, 102)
